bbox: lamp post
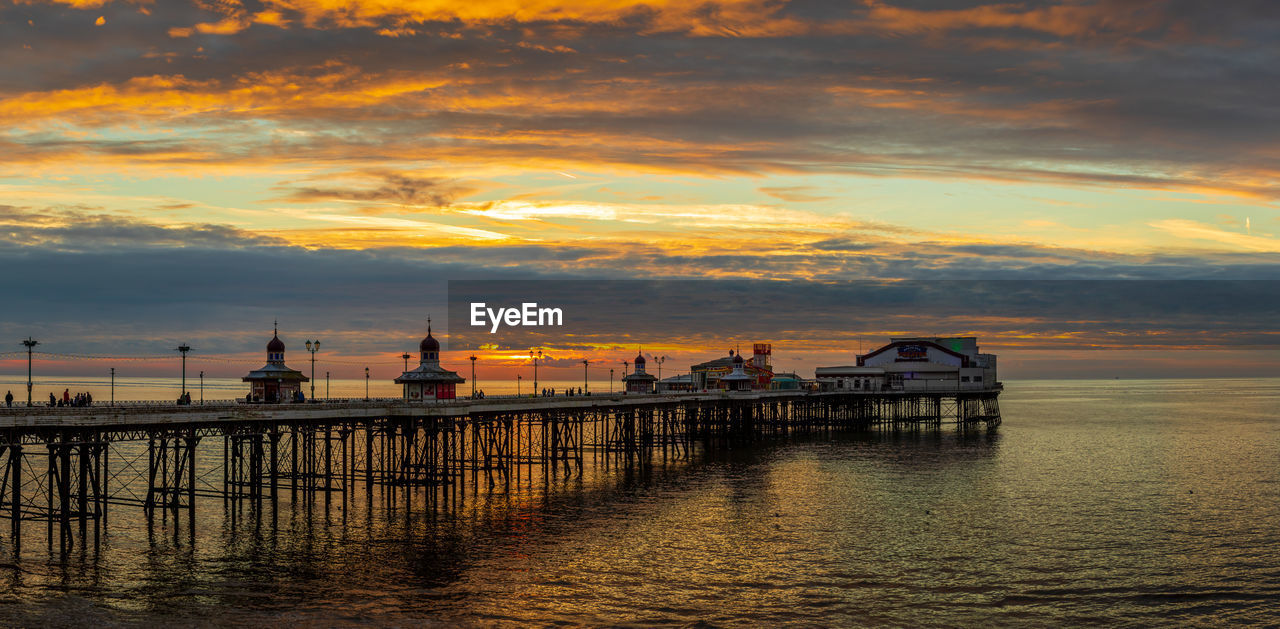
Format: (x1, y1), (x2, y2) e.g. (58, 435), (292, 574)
(517, 374), (522, 397)
(654, 355), (666, 389)
(469, 354), (477, 397)
(582, 359), (589, 393)
(399, 351), (410, 400)
(364, 367), (370, 401)
(325, 371), (330, 401)
(530, 349), (542, 394)
(306, 339), (320, 402)
(175, 344), (191, 404)
(610, 368), (614, 394)
(110, 367), (115, 407)
(199, 370), (204, 406)
(22, 337), (37, 406)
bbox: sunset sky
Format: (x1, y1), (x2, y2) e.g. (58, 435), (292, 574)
(0, 0), (1277, 381)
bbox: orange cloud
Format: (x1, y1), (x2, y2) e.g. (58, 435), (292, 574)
(260, 0), (808, 35)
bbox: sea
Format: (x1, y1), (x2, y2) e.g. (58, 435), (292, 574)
(0, 377), (1277, 626)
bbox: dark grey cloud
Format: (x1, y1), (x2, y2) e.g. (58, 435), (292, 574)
(447, 279), (1280, 351)
(0, 209), (1275, 354)
(275, 170), (476, 206)
(0, 205), (286, 250)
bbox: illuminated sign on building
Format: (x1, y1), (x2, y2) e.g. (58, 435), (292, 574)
(896, 344), (928, 361)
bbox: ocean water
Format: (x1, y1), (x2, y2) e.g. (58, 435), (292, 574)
(1, 378), (1278, 626)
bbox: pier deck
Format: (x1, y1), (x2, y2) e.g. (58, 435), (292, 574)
(0, 387), (1000, 556)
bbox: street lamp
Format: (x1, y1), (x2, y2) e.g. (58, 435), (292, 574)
(654, 355), (666, 388)
(199, 370), (204, 406)
(582, 359), (589, 393)
(109, 367), (115, 407)
(400, 352), (411, 399)
(22, 337), (38, 406)
(610, 368), (614, 394)
(306, 339), (320, 402)
(325, 371), (330, 401)
(530, 349), (542, 393)
(517, 373), (522, 397)
(175, 344), (191, 404)
(469, 354), (477, 397)
(364, 366), (370, 401)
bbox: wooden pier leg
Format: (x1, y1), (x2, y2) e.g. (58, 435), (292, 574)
(187, 434), (197, 523)
(324, 427), (333, 495)
(222, 435), (229, 505)
(46, 443), (55, 549)
(78, 439), (89, 538)
(91, 442), (102, 544)
(9, 445), (21, 553)
(364, 425), (374, 490)
(101, 444), (108, 527)
(269, 431), (280, 501)
(291, 425), (299, 500)
(59, 441), (72, 554)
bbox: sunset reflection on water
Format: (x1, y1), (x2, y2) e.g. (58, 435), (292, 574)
(3, 379), (1279, 626)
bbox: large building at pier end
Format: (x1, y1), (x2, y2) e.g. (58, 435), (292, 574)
(816, 337), (998, 392)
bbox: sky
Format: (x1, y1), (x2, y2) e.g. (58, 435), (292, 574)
(0, 0), (1277, 382)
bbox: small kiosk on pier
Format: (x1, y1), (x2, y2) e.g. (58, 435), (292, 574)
(395, 321), (464, 401)
(242, 323), (309, 402)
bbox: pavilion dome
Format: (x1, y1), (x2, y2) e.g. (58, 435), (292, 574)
(267, 333), (285, 353)
(634, 353), (646, 366)
(420, 323), (440, 352)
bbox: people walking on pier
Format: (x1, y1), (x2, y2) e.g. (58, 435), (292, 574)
(4, 390), (11, 407)
(49, 392), (56, 406)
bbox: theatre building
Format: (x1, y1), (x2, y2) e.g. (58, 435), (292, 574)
(243, 324), (309, 403)
(394, 322), (465, 401)
(816, 337), (997, 392)
(691, 344), (775, 391)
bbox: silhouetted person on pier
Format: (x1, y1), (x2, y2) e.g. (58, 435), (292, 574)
(4, 391), (11, 407)
(49, 392), (56, 406)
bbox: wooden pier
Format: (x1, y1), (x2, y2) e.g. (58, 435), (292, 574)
(0, 388), (1000, 555)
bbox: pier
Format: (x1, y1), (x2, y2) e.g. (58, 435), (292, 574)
(0, 388), (1000, 556)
